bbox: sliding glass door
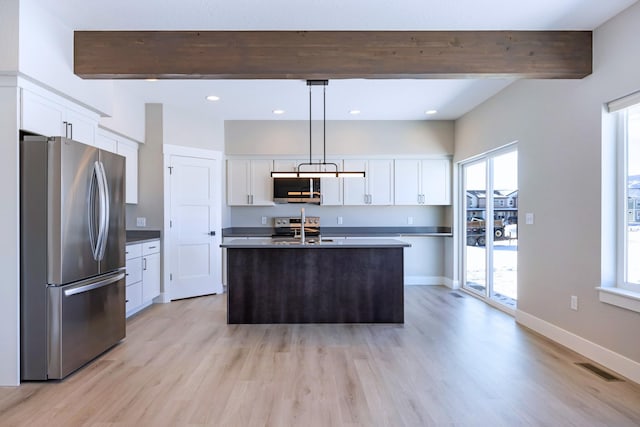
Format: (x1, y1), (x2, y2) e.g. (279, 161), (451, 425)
(461, 147), (518, 308)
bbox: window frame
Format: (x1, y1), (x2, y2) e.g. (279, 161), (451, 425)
(598, 96), (640, 312)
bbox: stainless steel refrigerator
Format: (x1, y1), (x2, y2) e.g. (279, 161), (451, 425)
(20, 135), (126, 380)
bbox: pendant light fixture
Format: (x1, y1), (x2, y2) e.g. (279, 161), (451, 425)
(271, 80), (366, 178)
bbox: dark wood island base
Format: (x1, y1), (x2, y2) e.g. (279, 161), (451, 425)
(225, 242), (407, 324)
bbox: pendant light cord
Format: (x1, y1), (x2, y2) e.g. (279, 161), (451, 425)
(323, 83), (327, 164)
(309, 84), (312, 165)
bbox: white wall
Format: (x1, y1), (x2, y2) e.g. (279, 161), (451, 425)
(0, 0), (19, 73)
(99, 83), (146, 142)
(164, 104), (224, 152)
(229, 205), (449, 228)
(126, 104), (164, 230)
(226, 120), (453, 156)
(0, 85), (20, 386)
(18, 0), (113, 116)
(455, 2), (640, 364)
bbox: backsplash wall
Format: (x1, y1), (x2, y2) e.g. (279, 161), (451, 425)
(229, 205), (449, 228)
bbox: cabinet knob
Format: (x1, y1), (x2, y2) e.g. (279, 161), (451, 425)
(209, 231), (216, 236)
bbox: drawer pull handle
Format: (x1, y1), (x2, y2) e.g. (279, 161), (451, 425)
(148, 246), (156, 249)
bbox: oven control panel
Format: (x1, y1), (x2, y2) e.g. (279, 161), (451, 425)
(274, 216), (320, 228)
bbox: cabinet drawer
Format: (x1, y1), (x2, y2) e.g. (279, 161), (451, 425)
(126, 258), (142, 285)
(142, 240), (160, 255)
(126, 282), (143, 314)
(125, 243), (142, 260)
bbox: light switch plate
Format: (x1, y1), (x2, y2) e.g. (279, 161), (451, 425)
(261, 216), (267, 225)
(136, 217), (146, 227)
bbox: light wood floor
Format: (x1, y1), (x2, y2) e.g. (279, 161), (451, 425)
(1, 286), (640, 427)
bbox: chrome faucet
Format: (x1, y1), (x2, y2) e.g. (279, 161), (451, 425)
(300, 207), (306, 244)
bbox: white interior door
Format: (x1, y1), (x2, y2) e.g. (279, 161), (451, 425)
(169, 155), (222, 300)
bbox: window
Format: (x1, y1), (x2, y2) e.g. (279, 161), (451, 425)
(598, 92), (640, 312)
(621, 104), (640, 293)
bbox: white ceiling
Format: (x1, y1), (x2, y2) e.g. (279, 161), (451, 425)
(34, 0), (638, 121)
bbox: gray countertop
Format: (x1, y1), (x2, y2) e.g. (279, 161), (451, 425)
(126, 230), (161, 244)
(222, 226), (452, 238)
(221, 238), (411, 249)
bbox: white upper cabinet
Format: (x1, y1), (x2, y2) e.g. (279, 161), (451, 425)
(227, 159), (274, 206)
(421, 159), (451, 205)
(94, 128), (118, 152)
(96, 128), (139, 204)
(21, 87), (98, 146)
(320, 161), (343, 206)
(343, 159), (394, 206)
(394, 159), (451, 205)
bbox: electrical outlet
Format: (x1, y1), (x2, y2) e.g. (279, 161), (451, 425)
(136, 217), (146, 227)
(261, 216), (267, 225)
(525, 213), (534, 225)
(570, 295), (578, 311)
(407, 216), (414, 225)
(337, 216), (343, 225)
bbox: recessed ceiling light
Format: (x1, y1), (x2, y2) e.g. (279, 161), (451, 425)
(273, 109), (285, 115)
(425, 109), (438, 115)
(206, 95), (220, 101)
(349, 109), (361, 115)
(145, 78), (158, 82)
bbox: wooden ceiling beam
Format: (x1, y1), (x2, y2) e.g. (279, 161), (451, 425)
(73, 30), (592, 80)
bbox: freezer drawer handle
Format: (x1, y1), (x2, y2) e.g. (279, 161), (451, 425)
(64, 272), (126, 297)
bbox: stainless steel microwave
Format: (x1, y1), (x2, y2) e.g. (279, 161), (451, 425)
(273, 178), (321, 204)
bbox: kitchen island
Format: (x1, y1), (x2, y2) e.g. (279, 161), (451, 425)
(221, 238), (410, 324)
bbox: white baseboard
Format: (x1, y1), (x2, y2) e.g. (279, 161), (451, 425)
(154, 292), (171, 304)
(404, 276), (446, 286)
(443, 278), (460, 289)
(516, 310), (640, 384)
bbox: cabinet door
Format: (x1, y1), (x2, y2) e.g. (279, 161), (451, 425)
(142, 252), (161, 302)
(94, 131), (117, 152)
(116, 141), (139, 204)
(320, 161), (343, 206)
(368, 159), (394, 205)
(250, 160), (274, 205)
(126, 282), (143, 316)
(273, 159), (303, 172)
(421, 159), (451, 205)
(65, 109), (96, 146)
(227, 159), (251, 205)
(343, 159), (368, 205)
(125, 257), (142, 286)
(21, 89), (65, 137)
(394, 159), (421, 205)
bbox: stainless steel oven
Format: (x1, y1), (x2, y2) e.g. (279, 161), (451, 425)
(272, 216), (321, 239)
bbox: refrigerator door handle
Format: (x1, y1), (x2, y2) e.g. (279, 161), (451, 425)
(63, 271), (126, 297)
(97, 161), (110, 261)
(88, 161), (101, 261)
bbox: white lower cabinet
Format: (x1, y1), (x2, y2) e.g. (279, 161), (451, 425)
(125, 240), (161, 317)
